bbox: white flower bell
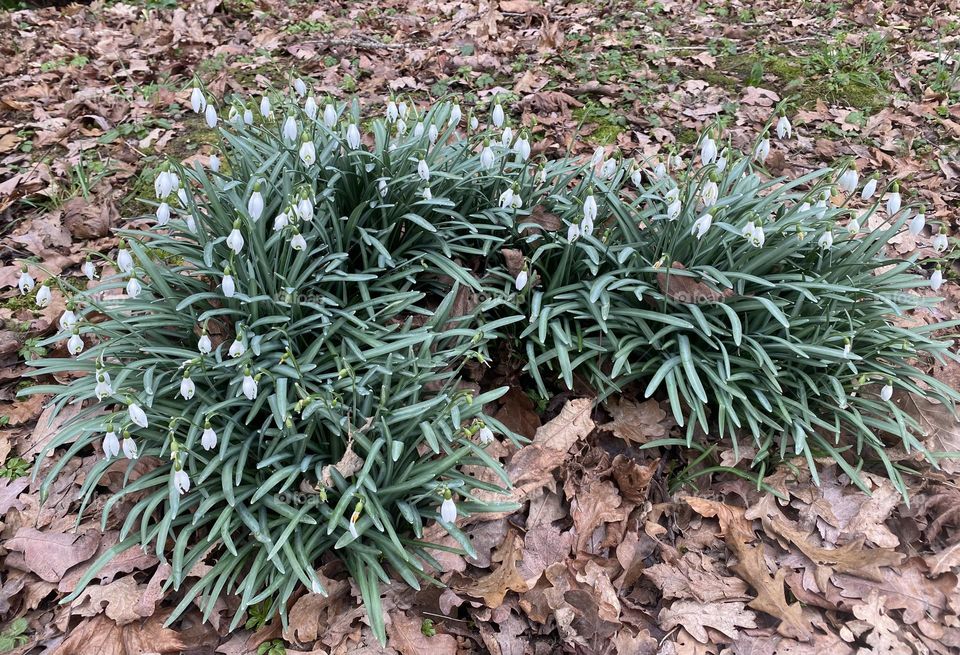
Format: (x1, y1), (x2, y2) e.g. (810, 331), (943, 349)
(754, 138), (770, 163)
(190, 87), (206, 113)
(449, 104), (461, 127)
(861, 177), (877, 200)
(248, 187), (264, 221)
(291, 233), (307, 251)
(103, 431), (120, 459)
(700, 136), (717, 165)
(880, 382), (893, 401)
(909, 210), (925, 236)
(838, 169), (859, 194)
(567, 223), (581, 241)
(59, 308), (77, 331)
(324, 104), (337, 128)
(242, 371), (258, 400)
(583, 194), (598, 222)
(492, 102), (504, 128)
(886, 186), (902, 215)
(515, 269), (528, 291)
(117, 244), (134, 273)
(386, 100), (399, 123)
(283, 116), (298, 142)
(204, 104), (218, 129)
(691, 213), (712, 240)
(293, 77), (307, 97)
(480, 144), (495, 170)
(299, 140), (316, 165)
(94, 374), (112, 400)
(933, 229), (949, 253)
(82, 260), (97, 280)
(179, 375), (195, 400)
(174, 468), (190, 495)
(417, 159), (430, 182)
(222, 272), (236, 298)
(226, 225), (245, 254)
(128, 402), (148, 428)
(122, 436), (138, 460)
(126, 276), (142, 299)
(201, 424), (218, 450)
(67, 331), (84, 355)
(229, 336), (245, 358)
(776, 115), (792, 139)
(931, 266), (944, 291)
(35, 283), (52, 308)
(304, 95), (318, 120)
(198, 332), (212, 355)
(818, 231), (834, 250)
(260, 96), (272, 118)
(156, 202), (171, 226)
(346, 123), (361, 149)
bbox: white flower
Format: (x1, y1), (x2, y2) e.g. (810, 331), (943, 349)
(82, 260), (96, 280)
(933, 231), (949, 253)
(716, 153), (727, 172)
(413, 122), (424, 139)
(346, 123), (361, 149)
(386, 100), (399, 123)
(909, 211), (925, 236)
(59, 309), (77, 331)
(567, 223), (581, 241)
(154, 170), (179, 199)
(35, 284), (51, 308)
(190, 87), (206, 113)
(324, 104), (337, 128)
(177, 187), (188, 206)
(417, 158), (430, 181)
(242, 373), (258, 400)
(666, 199), (682, 220)
(776, 115), (792, 139)
(222, 272), (236, 297)
(583, 194), (598, 222)
(653, 162), (666, 179)
(700, 136), (717, 165)
(260, 96), (272, 118)
(701, 180), (719, 207)
(126, 276), (142, 299)
(818, 231), (834, 250)
(226, 227), (245, 254)
(842, 340), (852, 358)
(515, 136), (531, 161)
(248, 190), (264, 221)
(591, 146), (605, 168)
(886, 191), (902, 215)
(291, 233), (307, 251)
(581, 216), (595, 237)
(847, 218), (861, 235)
(931, 268), (944, 291)
(440, 497), (457, 523)
(295, 197), (314, 221)
(838, 169), (859, 194)
(229, 338), (245, 358)
(501, 126), (513, 147)
(512, 193), (522, 209)
(449, 104), (462, 127)
(742, 221), (765, 247)
(691, 213), (712, 240)
(201, 426), (218, 450)
(428, 124), (439, 143)
(95, 375), (112, 400)
(672, 154), (682, 169)
(754, 138), (770, 163)
(378, 179), (388, 198)
(179, 376), (195, 400)
(480, 145), (495, 170)
(174, 468), (190, 494)
(469, 115), (479, 130)
(880, 383), (893, 401)
(156, 202), (171, 226)
(861, 178), (877, 200)
(395, 118), (407, 135)
(631, 169), (644, 188)
(814, 200), (828, 219)
(67, 332), (84, 355)
(128, 403), (148, 428)
(499, 188), (515, 209)
(283, 116), (298, 142)
(204, 104), (218, 129)
(273, 210), (290, 232)
(293, 77), (307, 97)
(117, 247), (134, 273)
(478, 426), (494, 444)
(243, 108), (253, 125)
(421, 187), (433, 201)
(198, 333), (212, 354)
(492, 102), (504, 128)
(103, 431), (120, 458)
(515, 269), (528, 291)
(122, 437), (138, 460)
(600, 158), (617, 179)
(299, 140), (316, 165)
(304, 96), (317, 119)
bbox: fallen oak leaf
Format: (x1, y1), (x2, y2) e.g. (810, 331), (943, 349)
(6, 527), (100, 584)
(658, 599), (757, 643)
(600, 397), (672, 445)
(51, 612), (186, 655)
(387, 610), (457, 655)
(459, 532), (529, 608)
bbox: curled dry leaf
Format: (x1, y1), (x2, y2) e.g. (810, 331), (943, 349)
(600, 397), (672, 444)
(386, 610), (457, 655)
(6, 527), (100, 584)
(460, 531), (529, 608)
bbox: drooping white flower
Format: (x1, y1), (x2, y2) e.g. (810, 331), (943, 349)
(880, 383), (893, 401)
(700, 136), (717, 165)
(515, 269), (528, 291)
(190, 87), (206, 113)
(743, 221), (765, 247)
(691, 213), (712, 240)
(600, 158), (617, 179)
(198, 333), (212, 355)
(174, 468), (190, 494)
(847, 217), (861, 235)
(273, 210), (290, 232)
(35, 283), (52, 308)
(492, 102), (504, 128)
(931, 267), (944, 291)
(204, 104), (218, 129)
(128, 403), (148, 428)
(515, 136), (531, 161)
(103, 431), (120, 458)
(59, 308), (77, 331)
(248, 189), (264, 221)
(440, 496), (457, 523)
(260, 95), (272, 118)
(283, 116), (298, 142)
(909, 211), (925, 236)
(94, 374), (112, 400)
(428, 124), (439, 144)
(346, 123), (361, 149)
(293, 77), (307, 97)
(179, 375), (195, 400)
(243, 108), (254, 125)
(67, 331), (84, 355)
(716, 152), (727, 172)
(580, 216), (594, 238)
(156, 202), (171, 226)
(630, 168), (643, 188)
(299, 140), (316, 165)
(201, 425), (218, 450)
(776, 115), (792, 139)
(754, 138), (770, 163)
(567, 223), (581, 241)
(395, 118), (407, 135)
(177, 187), (188, 207)
(501, 126), (513, 147)
(229, 106), (242, 127)
(672, 154), (682, 169)
(861, 177), (877, 200)
(498, 188), (515, 209)
(818, 231), (834, 250)
(386, 100), (399, 123)
(117, 246), (134, 273)
(222, 273), (236, 298)
(82, 260), (96, 280)
(324, 103), (337, 128)
(933, 230), (949, 253)
(126, 276), (142, 299)
(666, 199), (682, 220)
(653, 161), (666, 180)
(122, 436), (138, 460)
(229, 337), (245, 358)
(304, 95), (318, 120)
(701, 180), (719, 207)
(480, 144), (495, 170)
(226, 226), (245, 254)
(478, 426), (494, 445)
(378, 179), (388, 198)
(449, 104), (461, 127)
(469, 115), (479, 130)
(186, 215), (196, 232)
(842, 339), (852, 358)
(417, 158), (430, 181)
(422, 187), (433, 201)
(838, 169), (859, 194)
(291, 233), (307, 251)
(583, 194), (598, 222)
(242, 372), (258, 400)
(886, 190), (902, 215)
(295, 197), (314, 221)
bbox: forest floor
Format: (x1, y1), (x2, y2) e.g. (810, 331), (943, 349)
(0, 1), (959, 654)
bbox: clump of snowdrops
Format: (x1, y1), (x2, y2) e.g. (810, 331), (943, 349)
(18, 80), (957, 641)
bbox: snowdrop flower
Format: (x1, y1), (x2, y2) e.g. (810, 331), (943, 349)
(198, 332), (212, 354)
(449, 104), (461, 127)
(838, 169), (859, 194)
(174, 468), (190, 495)
(842, 339), (852, 358)
(814, 200), (828, 219)
(861, 177), (877, 200)
(59, 306), (77, 331)
(229, 335), (245, 358)
(567, 222), (581, 241)
(293, 77), (307, 97)
(283, 116), (298, 143)
(291, 232), (307, 251)
(417, 158), (430, 181)
(226, 224), (245, 254)
(378, 179), (388, 198)
(204, 104), (218, 129)
(67, 330), (84, 355)
(501, 126), (513, 147)
(128, 402), (148, 428)
(201, 423), (218, 450)
(428, 124), (439, 144)
(931, 266), (944, 291)
(82, 259), (96, 280)
(398, 101), (408, 119)
(413, 122), (424, 139)
(492, 101), (504, 128)
(179, 374), (195, 400)
(666, 198), (682, 220)
(469, 115), (479, 130)
(35, 282), (51, 308)
(324, 104), (337, 128)
(304, 95), (317, 120)
(880, 381), (893, 401)
(716, 151), (727, 172)
(672, 154), (682, 169)
(631, 168), (644, 188)
(847, 217), (861, 235)
(299, 139), (316, 165)
(346, 123), (361, 149)
(933, 227), (949, 253)
(754, 138), (770, 163)
(886, 184), (902, 215)
(122, 436), (138, 460)
(700, 135), (717, 165)
(480, 143), (495, 169)
(742, 221), (765, 247)
(242, 370), (258, 400)
(243, 108), (253, 125)
(295, 196), (314, 221)
(653, 161), (666, 180)
(386, 100), (399, 123)
(228, 106), (242, 127)
(395, 118), (407, 136)
(818, 231), (834, 250)
(156, 202), (170, 226)
(154, 170), (176, 199)
(190, 87), (206, 113)
(94, 373), (112, 400)
(498, 187), (515, 209)
(515, 267), (529, 291)
(440, 490), (457, 523)
(909, 209), (925, 236)
(665, 187), (680, 203)
(701, 180), (719, 207)
(478, 426), (494, 445)
(126, 275), (142, 299)
(248, 185), (264, 221)
(348, 500), (363, 539)
(260, 96), (272, 118)
(583, 193), (598, 222)
(691, 213), (712, 240)
(117, 243), (134, 273)
(422, 187), (433, 201)
(103, 430), (120, 459)
(776, 114), (792, 140)
(222, 270), (236, 298)
(600, 157), (617, 179)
